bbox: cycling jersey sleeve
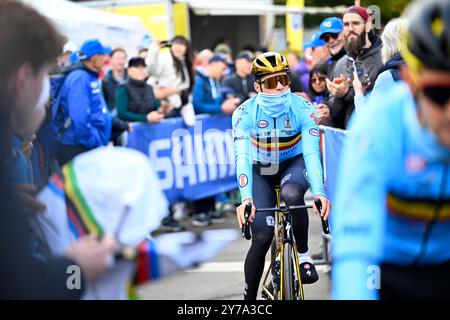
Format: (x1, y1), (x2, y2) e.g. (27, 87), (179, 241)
(232, 105), (253, 201)
(299, 98), (325, 197)
(332, 105), (392, 300)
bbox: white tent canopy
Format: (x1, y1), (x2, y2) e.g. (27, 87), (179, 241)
(82, 0), (346, 16)
(176, 0), (346, 16)
(23, 0), (148, 55)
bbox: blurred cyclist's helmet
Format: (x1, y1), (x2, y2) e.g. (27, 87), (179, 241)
(401, 0), (450, 78)
(251, 52), (290, 79)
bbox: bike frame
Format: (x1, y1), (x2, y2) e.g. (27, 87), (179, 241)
(241, 186), (328, 300)
(260, 185), (305, 300)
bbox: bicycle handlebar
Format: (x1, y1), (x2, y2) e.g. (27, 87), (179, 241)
(241, 199), (330, 240)
(255, 204), (312, 212)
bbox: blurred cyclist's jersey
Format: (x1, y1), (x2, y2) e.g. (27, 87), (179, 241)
(232, 93), (325, 201)
(332, 82), (450, 299)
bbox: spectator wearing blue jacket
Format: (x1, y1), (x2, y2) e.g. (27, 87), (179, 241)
(54, 39), (112, 165)
(193, 54), (240, 115)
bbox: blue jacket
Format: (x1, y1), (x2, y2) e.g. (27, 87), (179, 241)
(57, 67), (111, 149)
(332, 82), (450, 299)
(192, 68), (223, 114)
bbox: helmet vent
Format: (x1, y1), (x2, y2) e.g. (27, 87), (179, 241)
(266, 55), (277, 68)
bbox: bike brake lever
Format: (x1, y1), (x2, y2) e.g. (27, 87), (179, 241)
(314, 198), (330, 234)
(242, 202), (252, 240)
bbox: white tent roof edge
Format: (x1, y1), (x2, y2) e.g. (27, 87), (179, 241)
(79, 0), (346, 15)
(23, 0), (148, 56)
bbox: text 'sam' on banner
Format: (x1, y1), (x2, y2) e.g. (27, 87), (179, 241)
(127, 115), (237, 204)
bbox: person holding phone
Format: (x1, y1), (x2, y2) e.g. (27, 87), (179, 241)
(146, 36), (196, 127)
(353, 18), (407, 113)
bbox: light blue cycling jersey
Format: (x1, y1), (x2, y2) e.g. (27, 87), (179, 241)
(232, 92), (325, 201)
(332, 82), (450, 300)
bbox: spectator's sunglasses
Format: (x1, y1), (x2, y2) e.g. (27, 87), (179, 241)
(421, 84), (450, 107)
(260, 74), (291, 89)
(311, 75), (327, 83)
(322, 33), (339, 43)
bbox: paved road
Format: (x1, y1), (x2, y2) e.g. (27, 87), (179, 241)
(138, 199), (331, 300)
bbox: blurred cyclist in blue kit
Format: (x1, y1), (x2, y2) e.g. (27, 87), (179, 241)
(332, 0), (450, 300)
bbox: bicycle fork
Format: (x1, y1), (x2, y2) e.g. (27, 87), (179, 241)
(279, 210), (305, 300)
(274, 186), (305, 300)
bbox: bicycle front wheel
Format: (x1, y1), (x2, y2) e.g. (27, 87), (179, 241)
(281, 243), (294, 300)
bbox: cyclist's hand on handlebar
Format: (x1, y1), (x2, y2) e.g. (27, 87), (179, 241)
(236, 199), (256, 229)
(313, 195), (331, 221)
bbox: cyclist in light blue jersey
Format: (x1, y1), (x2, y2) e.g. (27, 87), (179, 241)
(332, 0), (450, 299)
(233, 52), (331, 300)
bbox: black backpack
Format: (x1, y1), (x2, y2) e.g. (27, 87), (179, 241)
(50, 62), (83, 143)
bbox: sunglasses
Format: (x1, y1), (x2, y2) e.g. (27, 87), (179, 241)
(322, 33), (339, 43)
(422, 85), (450, 107)
(260, 74), (291, 89)
(311, 76), (327, 83)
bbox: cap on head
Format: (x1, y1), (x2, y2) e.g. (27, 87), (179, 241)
(214, 43), (232, 55)
(236, 50), (255, 62)
(319, 17), (344, 39)
(304, 31), (326, 50)
(78, 39), (112, 60)
(128, 57), (147, 68)
(251, 51), (289, 78)
(343, 5), (370, 21)
(63, 41), (77, 54)
(208, 53), (228, 64)
(69, 51), (80, 64)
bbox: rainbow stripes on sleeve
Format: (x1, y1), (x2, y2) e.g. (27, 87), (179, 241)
(134, 239), (161, 284)
(62, 164), (104, 239)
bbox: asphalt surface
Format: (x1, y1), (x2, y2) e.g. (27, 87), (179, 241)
(137, 197), (332, 300)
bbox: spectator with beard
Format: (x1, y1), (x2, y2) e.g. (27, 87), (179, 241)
(324, 5), (383, 129)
